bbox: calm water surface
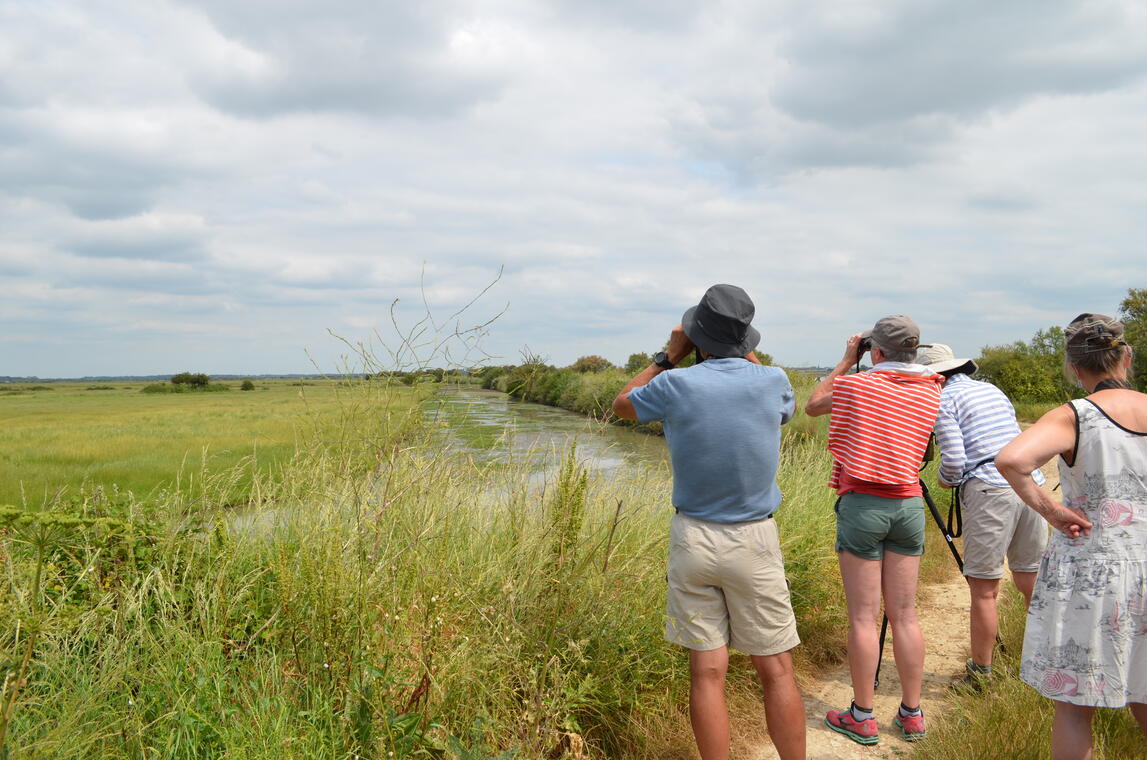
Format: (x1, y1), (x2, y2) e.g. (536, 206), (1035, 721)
(427, 387), (669, 477)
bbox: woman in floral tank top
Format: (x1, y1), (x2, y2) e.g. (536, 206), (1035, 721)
(998, 313), (1147, 760)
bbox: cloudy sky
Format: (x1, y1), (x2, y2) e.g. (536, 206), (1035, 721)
(3, 0), (1146, 377)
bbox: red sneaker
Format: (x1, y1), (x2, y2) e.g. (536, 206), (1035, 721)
(894, 710), (927, 741)
(825, 706), (879, 745)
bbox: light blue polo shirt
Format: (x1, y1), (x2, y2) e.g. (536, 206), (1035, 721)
(628, 358), (794, 523)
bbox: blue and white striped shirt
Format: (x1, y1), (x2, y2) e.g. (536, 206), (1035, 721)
(934, 373), (1045, 488)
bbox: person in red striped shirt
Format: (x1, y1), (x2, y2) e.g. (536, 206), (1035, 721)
(805, 315), (944, 746)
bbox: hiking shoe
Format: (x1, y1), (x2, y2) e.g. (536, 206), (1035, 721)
(825, 706), (879, 745)
(952, 659), (993, 692)
(894, 710), (927, 741)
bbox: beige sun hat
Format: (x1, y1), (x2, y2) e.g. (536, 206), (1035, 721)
(916, 343), (978, 375)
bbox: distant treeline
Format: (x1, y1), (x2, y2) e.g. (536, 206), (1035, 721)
(377, 369), (482, 386)
(469, 286), (1146, 426)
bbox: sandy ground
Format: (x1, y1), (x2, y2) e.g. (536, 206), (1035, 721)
(736, 577), (969, 760)
(738, 460), (1062, 759)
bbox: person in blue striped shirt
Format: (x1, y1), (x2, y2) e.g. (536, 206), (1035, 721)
(917, 344), (1048, 683)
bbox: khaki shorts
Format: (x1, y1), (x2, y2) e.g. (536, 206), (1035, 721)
(665, 512), (800, 656)
(960, 479), (1049, 578)
(835, 492), (925, 560)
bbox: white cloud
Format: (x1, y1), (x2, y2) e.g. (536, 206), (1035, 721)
(0, 0), (1145, 376)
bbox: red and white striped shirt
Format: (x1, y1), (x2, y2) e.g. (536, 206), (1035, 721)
(827, 369), (943, 492)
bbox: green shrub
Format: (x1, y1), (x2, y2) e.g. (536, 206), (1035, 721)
(500, 360), (554, 401)
(140, 383), (177, 394)
(171, 372), (210, 388)
(564, 370), (627, 419)
(539, 369), (577, 406)
(568, 355), (614, 373)
(1120, 287), (1147, 392)
(977, 326), (1079, 404)
(624, 353), (651, 373)
(240, 380), (256, 391)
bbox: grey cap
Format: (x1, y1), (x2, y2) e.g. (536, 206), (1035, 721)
(863, 314), (921, 353)
(916, 343), (977, 376)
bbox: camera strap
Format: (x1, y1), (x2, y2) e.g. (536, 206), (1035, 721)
(949, 485), (964, 539)
(950, 457), (995, 538)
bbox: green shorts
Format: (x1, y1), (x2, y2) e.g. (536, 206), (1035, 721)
(835, 492), (925, 560)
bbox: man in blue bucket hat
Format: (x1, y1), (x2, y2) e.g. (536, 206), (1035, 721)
(612, 284), (805, 760)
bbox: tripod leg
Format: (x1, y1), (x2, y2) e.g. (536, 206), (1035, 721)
(873, 614), (889, 688)
(921, 480), (964, 572)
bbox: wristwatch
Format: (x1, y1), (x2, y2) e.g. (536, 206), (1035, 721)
(652, 351), (675, 369)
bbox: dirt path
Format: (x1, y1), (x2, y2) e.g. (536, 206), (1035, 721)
(742, 461), (1061, 759)
(737, 576), (968, 760)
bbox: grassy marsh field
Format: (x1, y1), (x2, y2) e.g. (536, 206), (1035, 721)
(0, 379), (390, 509)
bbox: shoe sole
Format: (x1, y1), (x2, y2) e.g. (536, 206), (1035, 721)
(824, 717), (879, 745)
(894, 716), (926, 742)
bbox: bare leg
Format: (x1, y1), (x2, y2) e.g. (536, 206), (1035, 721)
(1012, 570), (1037, 608)
(881, 551), (924, 708)
(750, 651), (806, 760)
(966, 576), (1001, 667)
(1051, 701), (1095, 760)
(689, 647), (730, 760)
(1130, 702), (1147, 739)
(838, 550), (883, 710)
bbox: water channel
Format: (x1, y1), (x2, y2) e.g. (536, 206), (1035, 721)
(426, 387), (669, 479)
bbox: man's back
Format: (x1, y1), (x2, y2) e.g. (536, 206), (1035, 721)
(936, 373), (1035, 487)
(629, 358), (794, 522)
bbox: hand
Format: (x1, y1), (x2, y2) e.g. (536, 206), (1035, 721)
(667, 324), (694, 365)
(840, 333), (866, 366)
(938, 481), (952, 489)
(1045, 503), (1093, 539)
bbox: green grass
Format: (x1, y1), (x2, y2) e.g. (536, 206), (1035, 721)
(0, 379), (858, 759)
(7, 373), (1124, 759)
(0, 379), (399, 508)
(1013, 400), (1063, 424)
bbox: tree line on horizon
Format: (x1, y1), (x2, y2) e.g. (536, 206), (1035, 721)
(473, 288), (1147, 413)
